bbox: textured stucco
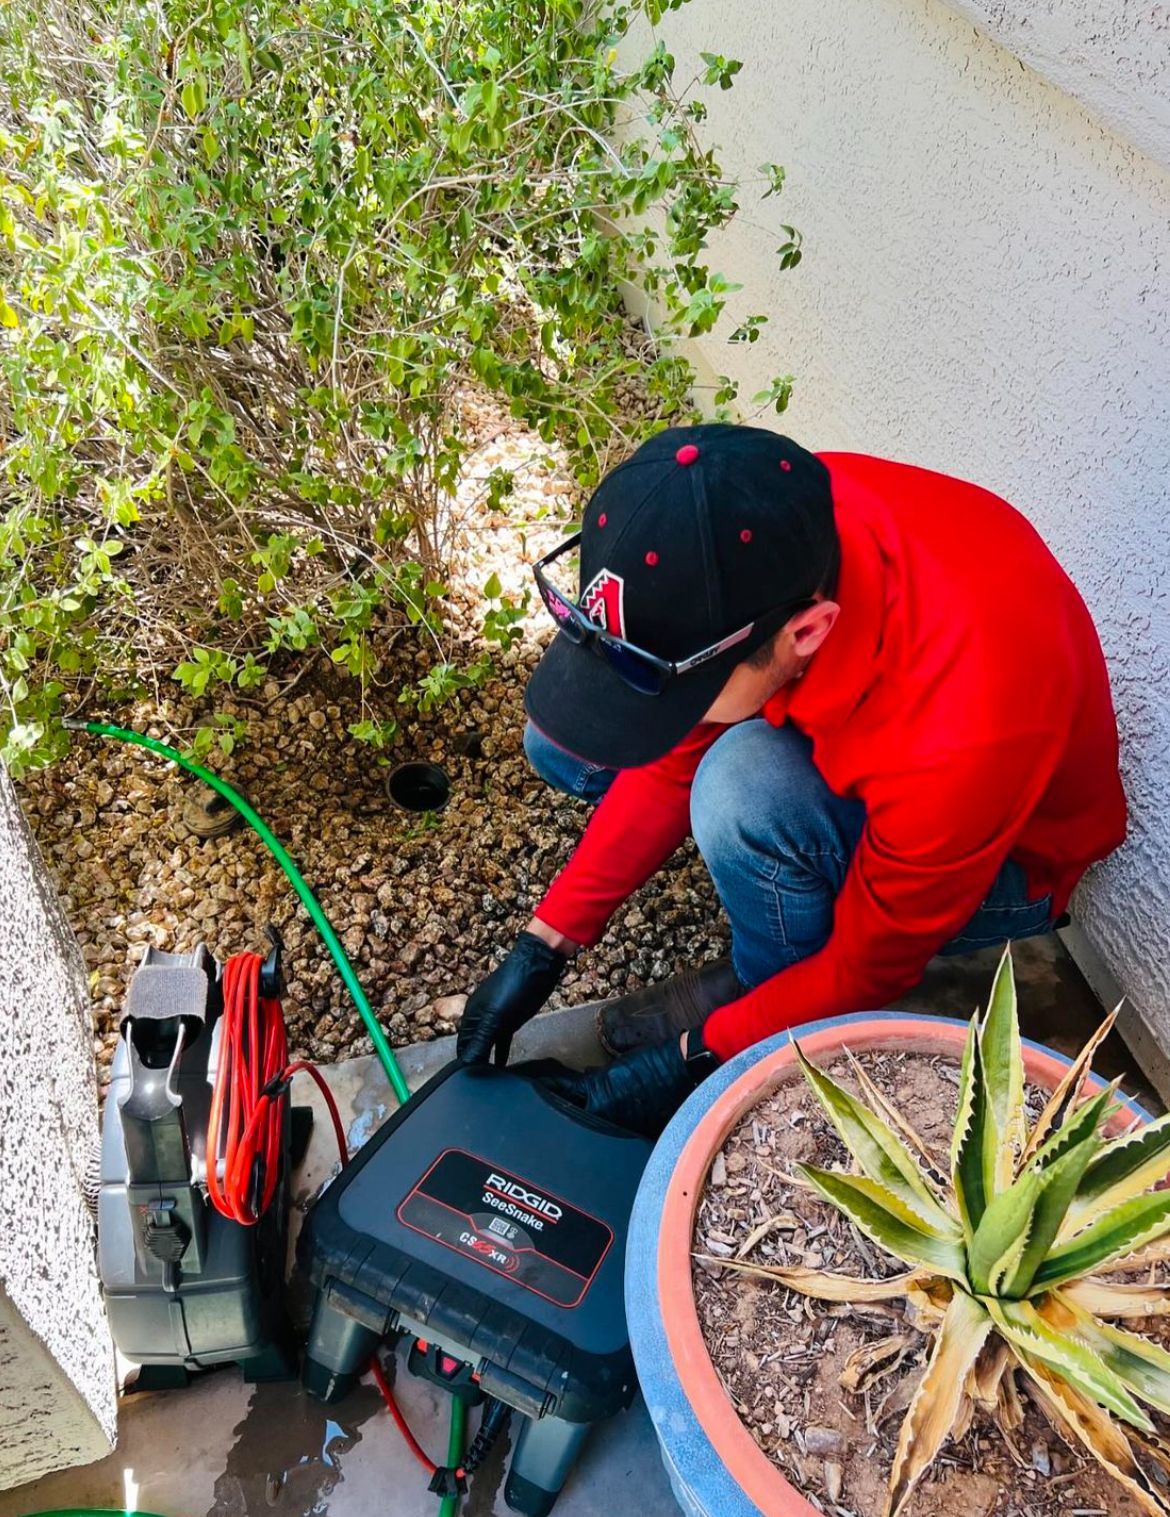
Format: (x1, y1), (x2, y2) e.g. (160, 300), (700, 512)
(0, 769), (116, 1487)
(617, 0), (1170, 1069)
(945, 0), (1170, 172)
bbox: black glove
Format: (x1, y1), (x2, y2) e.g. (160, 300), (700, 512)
(456, 931), (569, 1066)
(539, 1031), (720, 1138)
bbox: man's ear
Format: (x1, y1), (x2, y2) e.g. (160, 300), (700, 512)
(790, 600), (840, 659)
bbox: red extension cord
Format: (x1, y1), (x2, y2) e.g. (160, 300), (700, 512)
(205, 952), (450, 1481)
(207, 952), (346, 1224)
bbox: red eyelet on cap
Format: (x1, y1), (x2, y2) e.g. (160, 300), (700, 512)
(598, 513), (607, 527)
(645, 551), (659, 566)
(675, 443), (700, 466)
(779, 458), (792, 472)
(740, 529), (752, 543)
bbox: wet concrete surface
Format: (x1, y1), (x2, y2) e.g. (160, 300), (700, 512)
(0, 1355), (674, 1517)
(0, 932), (1156, 1517)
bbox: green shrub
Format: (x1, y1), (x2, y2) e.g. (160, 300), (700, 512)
(0, 0), (797, 773)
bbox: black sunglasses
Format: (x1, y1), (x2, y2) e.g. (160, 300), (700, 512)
(533, 533), (811, 695)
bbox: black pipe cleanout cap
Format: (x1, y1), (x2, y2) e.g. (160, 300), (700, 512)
(386, 761), (450, 813)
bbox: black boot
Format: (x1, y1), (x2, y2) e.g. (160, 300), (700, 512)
(596, 958), (745, 1057)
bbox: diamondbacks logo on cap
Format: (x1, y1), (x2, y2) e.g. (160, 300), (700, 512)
(581, 569), (626, 638)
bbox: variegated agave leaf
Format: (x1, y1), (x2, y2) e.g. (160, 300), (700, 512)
(844, 1049), (950, 1192)
(797, 1165), (969, 1281)
(886, 1290), (992, 1516)
(1017, 1005), (1119, 1171)
(793, 1042), (959, 1234)
(1041, 1292), (1170, 1417)
(1033, 1189), (1170, 1291)
(964, 1102), (1103, 1297)
(1015, 1351), (1170, 1517)
(1063, 1110), (1170, 1237)
(1000, 1117), (1104, 1296)
(1025, 1082), (1116, 1176)
(981, 947), (1027, 1190)
(966, 1169), (1042, 1295)
(689, 1254), (927, 1302)
(951, 957), (1027, 1232)
(1084, 1235), (1170, 1277)
(951, 1014), (991, 1232)
(982, 1295), (1151, 1429)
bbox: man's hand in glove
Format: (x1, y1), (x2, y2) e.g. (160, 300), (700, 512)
(456, 929), (569, 1066)
(540, 1028), (720, 1137)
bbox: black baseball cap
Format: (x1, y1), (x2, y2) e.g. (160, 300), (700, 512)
(524, 423), (837, 769)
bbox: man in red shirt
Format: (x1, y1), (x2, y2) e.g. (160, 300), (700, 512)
(456, 425), (1126, 1134)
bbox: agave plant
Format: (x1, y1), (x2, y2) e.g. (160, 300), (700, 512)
(705, 950), (1170, 1516)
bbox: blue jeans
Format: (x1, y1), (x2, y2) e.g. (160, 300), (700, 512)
(523, 719), (1055, 988)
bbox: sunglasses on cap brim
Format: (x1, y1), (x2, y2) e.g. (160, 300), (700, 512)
(532, 532), (813, 696)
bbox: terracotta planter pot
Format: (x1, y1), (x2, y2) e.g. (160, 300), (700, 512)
(624, 1011), (1155, 1517)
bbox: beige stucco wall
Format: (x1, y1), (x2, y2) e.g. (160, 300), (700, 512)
(947, 1), (1170, 171)
(0, 769), (116, 1487)
(619, 0), (1170, 1068)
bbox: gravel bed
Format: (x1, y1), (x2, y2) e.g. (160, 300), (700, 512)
(18, 383), (728, 1082)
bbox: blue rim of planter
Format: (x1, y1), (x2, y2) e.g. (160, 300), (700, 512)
(624, 1009), (1154, 1517)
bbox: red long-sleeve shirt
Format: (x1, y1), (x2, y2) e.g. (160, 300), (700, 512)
(534, 453), (1127, 1061)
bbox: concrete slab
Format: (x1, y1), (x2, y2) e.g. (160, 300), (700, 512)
(0, 1363), (672, 1517)
(1, 931), (1156, 1517)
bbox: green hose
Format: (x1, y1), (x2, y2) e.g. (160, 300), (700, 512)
(68, 720), (410, 1105)
(440, 1397), (467, 1517)
(67, 718), (463, 1504)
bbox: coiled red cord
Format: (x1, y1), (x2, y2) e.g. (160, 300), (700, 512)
(207, 955), (351, 1223)
(207, 953), (288, 1223)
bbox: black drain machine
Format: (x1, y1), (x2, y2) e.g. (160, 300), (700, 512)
(300, 1058), (653, 1515)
